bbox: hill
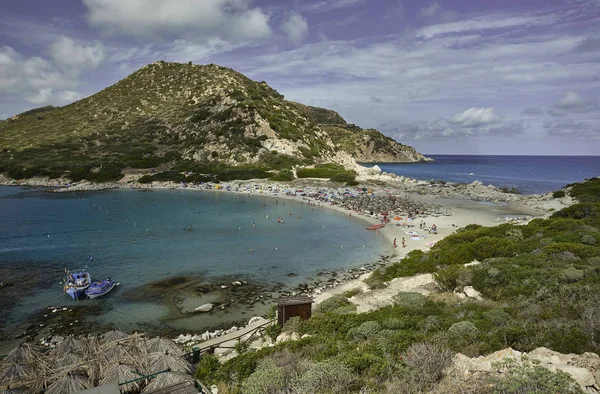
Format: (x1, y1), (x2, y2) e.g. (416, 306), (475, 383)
(0, 61), (427, 182)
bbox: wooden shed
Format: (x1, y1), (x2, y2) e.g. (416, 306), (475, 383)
(276, 296), (314, 327)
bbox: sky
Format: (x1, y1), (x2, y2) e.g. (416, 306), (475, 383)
(1, 0), (599, 155)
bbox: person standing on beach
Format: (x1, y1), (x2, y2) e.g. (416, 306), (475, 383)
(393, 238), (397, 248)
(402, 237), (406, 248)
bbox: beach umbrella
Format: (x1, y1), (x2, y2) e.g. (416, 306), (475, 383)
(2, 345), (35, 365)
(100, 362), (144, 392)
(149, 352), (191, 374)
(143, 371), (192, 392)
(146, 337), (182, 356)
(101, 330), (128, 344)
(45, 373), (89, 394)
(55, 353), (83, 370)
(50, 335), (84, 358)
(0, 363), (31, 385)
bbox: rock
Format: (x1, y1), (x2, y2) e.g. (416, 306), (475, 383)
(248, 316), (268, 326)
(464, 259), (481, 267)
(472, 361), (492, 372)
(276, 332), (292, 343)
(463, 286), (483, 300)
(214, 340), (237, 356)
(301, 334), (312, 339)
(291, 332), (300, 341)
(195, 303), (213, 312)
(554, 365), (596, 388)
(231, 281), (242, 286)
(210, 385), (219, 394)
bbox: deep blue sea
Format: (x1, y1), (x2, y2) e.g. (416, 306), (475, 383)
(366, 155), (600, 195)
(0, 187), (389, 341)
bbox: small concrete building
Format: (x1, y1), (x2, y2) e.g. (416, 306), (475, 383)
(276, 296), (314, 327)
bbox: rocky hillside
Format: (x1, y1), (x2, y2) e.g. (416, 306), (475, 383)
(0, 61), (427, 182)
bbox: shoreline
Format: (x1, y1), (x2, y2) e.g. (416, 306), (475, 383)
(0, 175), (576, 354)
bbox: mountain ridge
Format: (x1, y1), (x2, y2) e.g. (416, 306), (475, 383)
(0, 61), (428, 182)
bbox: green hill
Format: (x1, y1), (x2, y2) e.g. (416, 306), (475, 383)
(0, 61), (427, 182)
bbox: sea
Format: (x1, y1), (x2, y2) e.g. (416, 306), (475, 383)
(0, 186), (389, 348)
(366, 155), (600, 195)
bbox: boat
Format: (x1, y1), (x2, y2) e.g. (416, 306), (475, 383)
(366, 224), (385, 230)
(64, 271), (91, 299)
(85, 278), (116, 299)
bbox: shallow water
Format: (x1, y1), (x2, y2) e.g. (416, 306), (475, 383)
(0, 186), (390, 340)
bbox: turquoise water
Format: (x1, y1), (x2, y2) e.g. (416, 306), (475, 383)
(0, 186), (389, 334)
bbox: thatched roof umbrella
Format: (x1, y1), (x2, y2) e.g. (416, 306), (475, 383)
(100, 362), (144, 392)
(0, 363), (31, 386)
(143, 371), (192, 392)
(2, 344), (35, 365)
(101, 329), (128, 344)
(146, 337), (182, 356)
(45, 373), (89, 394)
(149, 352), (191, 374)
(55, 353), (83, 371)
(50, 335), (85, 358)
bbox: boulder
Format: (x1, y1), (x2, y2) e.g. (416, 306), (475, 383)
(231, 281), (242, 286)
(291, 332), (300, 341)
(276, 332), (292, 343)
(248, 316), (268, 326)
(554, 365), (596, 388)
(463, 286), (483, 300)
(195, 303), (213, 312)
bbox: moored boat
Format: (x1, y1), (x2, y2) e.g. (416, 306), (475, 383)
(64, 271), (91, 299)
(85, 278), (116, 299)
(366, 224), (385, 230)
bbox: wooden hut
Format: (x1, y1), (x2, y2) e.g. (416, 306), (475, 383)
(276, 296), (314, 327)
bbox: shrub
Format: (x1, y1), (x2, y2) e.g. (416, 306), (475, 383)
(241, 359), (286, 394)
(448, 321), (480, 342)
(317, 295), (354, 313)
(347, 321), (381, 341)
(346, 180), (359, 186)
(553, 190), (566, 198)
(282, 316), (302, 334)
(291, 360), (356, 394)
(329, 173), (356, 182)
(235, 339), (250, 355)
(269, 169), (294, 181)
(483, 309), (512, 327)
(493, 359), (584, 394)
(393, 292), (426, 310)
(560, 266), (584, 283)
(402, 342), (454, 388)
(581, 234), (597, 245)
(264, 323), (281, 342)
(195, 354), (220, 385)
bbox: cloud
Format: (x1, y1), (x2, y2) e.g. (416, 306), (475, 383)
(449, 107), (503, 128)
(543, 119), (600, 138)
(83, 0), (272, 43)
(371, 96), (384, 103)
(395, 109), (525, 140)
(574, 36), (600, 52)
(555, 91), (598, 113)
(0, 45), (79, 105)
(55, 90), (81, 103)
(49, 36), (105, 76)
(547, 107), (567, 117)
(282, 13), (309, 44)
(419, 2), (441, 18)
(416, 15), (553, 39)
(522, 107), (544, 115)
(301, 0), (365, 13)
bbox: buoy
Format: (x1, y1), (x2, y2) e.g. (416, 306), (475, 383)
(47, 235), (50, 237)
(341, 245), (344, 248)
(250, 249), (253, 252)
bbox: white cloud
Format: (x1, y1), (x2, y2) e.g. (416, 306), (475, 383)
(282, 13), (309, 44)
(55, 90), (81, 103)
(419, 2), (441, 18)
(544, 119), (600, 138)
(555, 91), (597, 112)
(301, 0), (365, 13)
(449, 107), (503, 127)
(83, 0), (272, 43)
(522, 107), (544, 115)
(49, 36), (105, 75)
(0, 45), (79, 105)
(416, 15), (553, 39)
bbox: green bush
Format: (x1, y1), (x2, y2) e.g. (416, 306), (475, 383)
(269, 170), (294, 181)
(347, 321), (381, 341)
(392, 292), (427, 310)
(448, 321), (480, 342)
(317, 295), (353, 313)
(493, 359), (584, 394)
(291, 360), (356, 394)
(329, 173), (356, 182)
(195, 354), (220, 385)
(553, 190), (566, 198)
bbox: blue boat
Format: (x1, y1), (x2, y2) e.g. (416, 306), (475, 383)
(85, 278), (116, 299)
(63, 271), (91, 299)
